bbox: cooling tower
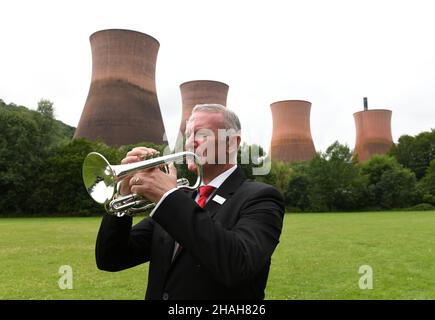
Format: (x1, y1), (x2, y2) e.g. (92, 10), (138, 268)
(353, 109), (393, 162)
(270, 100), (316, 162)
(175, 80), (229, 149)
(74, 29), (166, 146)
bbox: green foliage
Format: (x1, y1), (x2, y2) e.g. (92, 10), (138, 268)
(273, 142), (368, 212)
(236, 143), (268, 180)
(305, 142), (367, 211)
(1, 99), (74, 146)
(1, 99), (207, 216)
(401, 203), (435, 211)
(284, 163), (310, 211)
(256, 160), (293, 195)
(24, 138), (172, 215)
(37, 98), (54, 119)
(389, 129), (435, 180)
(0, 109), (46, 213)
(2, 98), (435, 215)
(360, 155), (397, 185)
(376, 167), (416, 209)
(360, 155), (417, 209)
(417, 159), (435, 205)
(0, 101), (76, 215)
(31, 139), (106, 215)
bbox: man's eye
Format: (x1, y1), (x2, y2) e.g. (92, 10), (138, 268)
(196, 133), (211, 140)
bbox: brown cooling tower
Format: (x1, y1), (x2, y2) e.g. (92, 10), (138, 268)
(353, 109), (393, 162)
(74, 29), (166, 146)
(175, 80), (229, 148)
(270, 100), (316, 162)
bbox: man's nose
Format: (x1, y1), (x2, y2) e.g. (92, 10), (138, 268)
(186, 141), (199, 150)
(184, 135), (198, 150)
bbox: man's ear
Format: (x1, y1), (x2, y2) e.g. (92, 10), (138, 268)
(226, 135), (241, 154)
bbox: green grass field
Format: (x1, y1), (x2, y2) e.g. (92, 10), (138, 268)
(1, 211), (435, 300)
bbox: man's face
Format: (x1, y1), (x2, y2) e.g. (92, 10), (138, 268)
(186, 111), (235, 169)
(185, 111), (241, 172)
(185, 111), (225, 169)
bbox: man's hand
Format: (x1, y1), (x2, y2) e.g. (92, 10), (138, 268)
(118, 147), (159, 196)
(118, 146), (178, 203)
(130, 163), (177, 203)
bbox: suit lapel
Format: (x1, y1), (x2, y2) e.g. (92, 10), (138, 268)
(169, 167), (246, 265)
(205, 166), (246, 218)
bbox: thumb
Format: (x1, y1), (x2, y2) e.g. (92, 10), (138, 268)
(168, 162), (177, 178)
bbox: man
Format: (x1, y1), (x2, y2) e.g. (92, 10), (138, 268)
(95, 104), (284, 300)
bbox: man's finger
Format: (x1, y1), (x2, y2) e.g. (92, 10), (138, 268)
(121, 156), (141, 164)
(168, 162), (177, 178)
(126, 147), (158, 158)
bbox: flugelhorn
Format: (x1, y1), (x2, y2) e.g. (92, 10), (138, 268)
(82, 151), (202, 217)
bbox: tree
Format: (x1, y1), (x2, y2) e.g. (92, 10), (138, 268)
(1, 99), (174, 215)
(34, 99), (56, 148)
(377, 168), (416, 209)
(307, 142), (367, 211)
(33, 139), (169, 215)
(0, 110), (45, 214)
(389, 130), (435, 179)
(285, 162), (311, 211)
(417, 159), (435, 205)
(360, 155), (416, 209)
(237, 143), (268, 180)
(37, 99), (54, 119)
(256, 160), (293, 196)
(360, 155), (397, 184)
(31, 138), (111, 214)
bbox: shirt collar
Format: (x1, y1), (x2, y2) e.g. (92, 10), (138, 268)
(204, 165), (238, 189)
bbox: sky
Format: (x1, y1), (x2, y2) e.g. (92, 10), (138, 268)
(1, 0), (434, 152)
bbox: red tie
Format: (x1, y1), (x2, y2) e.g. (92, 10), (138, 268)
(196, 185), (216, 208)
(173, 185), (216, 260)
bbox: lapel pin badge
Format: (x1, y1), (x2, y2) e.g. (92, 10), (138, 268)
(212, 195), (226, 205)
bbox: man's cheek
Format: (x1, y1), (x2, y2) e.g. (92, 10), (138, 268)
(195, 139), (216, 165)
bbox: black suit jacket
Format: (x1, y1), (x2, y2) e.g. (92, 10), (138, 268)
(95, 167), (284, 300)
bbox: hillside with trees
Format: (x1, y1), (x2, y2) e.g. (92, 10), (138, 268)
(1, 98), (434, 215)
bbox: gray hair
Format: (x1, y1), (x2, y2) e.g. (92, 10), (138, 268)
(192, 104), (241, 133)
